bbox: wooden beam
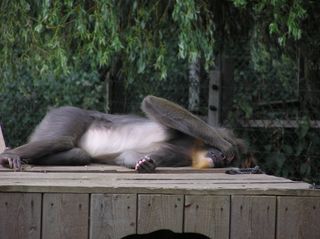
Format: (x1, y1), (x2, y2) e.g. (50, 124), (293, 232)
(239, 119), (320, 128)
(0, 172), (318, 196)
(208, 70), (221, 126)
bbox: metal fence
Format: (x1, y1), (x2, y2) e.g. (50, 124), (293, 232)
(109, 40), (320, 182)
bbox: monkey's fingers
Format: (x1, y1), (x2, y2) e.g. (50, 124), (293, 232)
(12, 158), (22, 171)
(0, 154), (22, 171)
(135, 156), (156, 173)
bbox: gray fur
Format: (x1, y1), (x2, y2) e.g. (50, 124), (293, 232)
(0, 95), (246, 171)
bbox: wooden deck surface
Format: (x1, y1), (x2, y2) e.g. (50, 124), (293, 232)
(0, 164), (318, 196)
(0, 165), (320, 239)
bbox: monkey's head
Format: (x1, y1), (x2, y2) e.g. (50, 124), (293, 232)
(191, 141), (235, 169)
(207, 148), (232, 167)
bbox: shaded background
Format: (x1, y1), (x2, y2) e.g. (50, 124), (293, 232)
(0, 0), (319, 183)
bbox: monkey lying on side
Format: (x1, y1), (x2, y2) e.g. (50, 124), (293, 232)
(0, 95), (246, 173)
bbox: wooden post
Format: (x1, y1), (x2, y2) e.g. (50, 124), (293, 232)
(221, 58), (234, 124)
(0, 126), (5, 153)
(208, 57), (234, 126)
(208, 70), (221, 126)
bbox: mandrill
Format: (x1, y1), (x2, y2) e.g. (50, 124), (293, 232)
(0, 95), (246, 173)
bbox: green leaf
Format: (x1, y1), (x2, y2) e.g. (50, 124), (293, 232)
(34, 24), (43, 33)
(269, 22), (279, 35)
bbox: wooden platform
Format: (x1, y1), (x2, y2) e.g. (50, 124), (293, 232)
(0, 165), (319, 239)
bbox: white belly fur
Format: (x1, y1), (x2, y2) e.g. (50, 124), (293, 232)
(78, 121), (169, 160)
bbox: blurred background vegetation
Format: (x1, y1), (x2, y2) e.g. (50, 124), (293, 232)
(0, 0), (319, 183)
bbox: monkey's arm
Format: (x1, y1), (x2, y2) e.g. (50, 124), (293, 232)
(141, 95), (245, 159)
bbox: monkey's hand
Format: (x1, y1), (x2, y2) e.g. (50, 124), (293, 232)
(135, 156), (156, 173)
(0, 151), (23, 171)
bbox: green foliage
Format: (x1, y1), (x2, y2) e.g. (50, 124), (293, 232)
(0, 0), (216, 145)
(0, 68), (104, 146)
(253, 119), (320, 184)
(0, 0), (318, 184)
(0, 0), (216, 82)
(230, 0), (307, 45)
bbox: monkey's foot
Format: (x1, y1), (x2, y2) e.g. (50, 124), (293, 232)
(0, 152), (23, 171)
(135, 156), (156, 173)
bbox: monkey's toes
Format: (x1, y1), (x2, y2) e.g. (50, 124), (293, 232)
(0, 154), (22, 171)
(135, 156), (156, 173)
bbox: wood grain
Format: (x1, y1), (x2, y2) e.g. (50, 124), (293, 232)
(42, 193), (89, 239)
(0, 164), (229, 173)
(0, 171), (317, 196)
(184, 195), (230, 238)
(0, 126), (5, 153)
(277, 196), (320, 239)
(230, 196), (276, 239)
(137, 194), (184, 234)
(90, 194), (137, 239)
(0, 193), (41, 239)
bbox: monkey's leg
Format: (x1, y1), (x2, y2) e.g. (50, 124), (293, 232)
(141, 95), (235, 158)
(116, 148), (190, 173)
(0, 137), (74, 170)
(31, 148), (91, 166)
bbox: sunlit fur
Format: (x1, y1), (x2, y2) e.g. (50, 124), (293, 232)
(78, 121), (170, 160)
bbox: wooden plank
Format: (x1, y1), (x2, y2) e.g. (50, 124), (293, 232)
(0, 126), (5, 153)
(184, 195), (230, 238)
(277, 196), (320, 239)
(42, 193), (89, 239)
(0, 164), (230, 173)
(90, 194), (136, 239)
(230, 196), (276, 239)
(0, 193), (41, 239)
(137, 194), (184, 233)
(0, 172), (317, 196)
(0, 171), (295, 181)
